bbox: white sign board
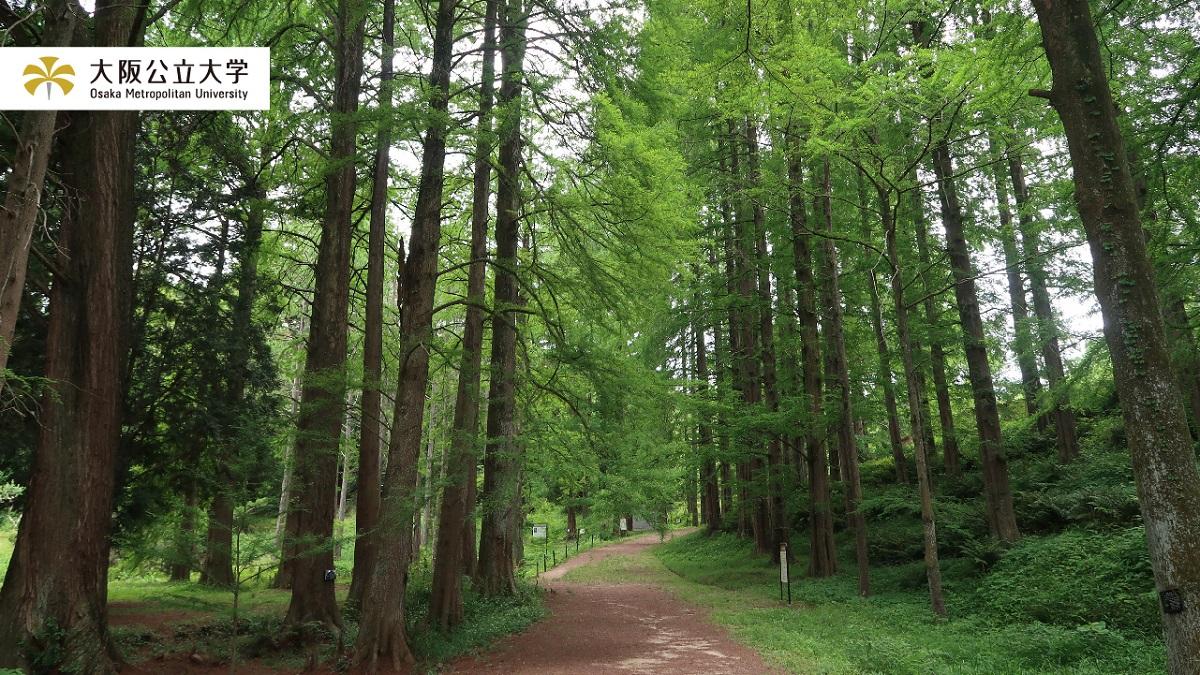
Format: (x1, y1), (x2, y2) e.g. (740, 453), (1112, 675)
(619, 519), (628, 531)
(531, 524), (548, 539)
(1, 48), (271, 110)
(779, 545), (789, 583)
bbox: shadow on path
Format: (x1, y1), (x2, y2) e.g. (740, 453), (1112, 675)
(447, 529), (782, 674)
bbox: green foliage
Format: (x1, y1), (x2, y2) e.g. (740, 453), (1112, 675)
(974, 528), (1159, 637)
(1012, 441), (1142, 533)
(857, 486), (992, 568)
(21, 619), (66, 675)
(653, 532), (1164, 674)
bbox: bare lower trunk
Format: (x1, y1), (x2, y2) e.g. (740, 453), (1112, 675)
(418, 393), (439, 549)
(428, 0), (497, 628)
(1031, 3), (1200, 668)
(729, 124), (768, 556)
(695, 320), (721, 533)
(200, 490), (234, 587)
(475, 0), (527, 598)
(170, 483), (197, 582)
(273, 376), (299, 588)
(747, 121), (786, 559)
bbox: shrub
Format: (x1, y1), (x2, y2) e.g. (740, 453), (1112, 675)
(974, 528), (1158, 636)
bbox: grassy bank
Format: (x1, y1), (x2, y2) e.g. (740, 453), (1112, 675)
(641, 532), (1162, 674)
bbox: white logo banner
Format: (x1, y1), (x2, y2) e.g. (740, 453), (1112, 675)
(1, 47), (270, 110)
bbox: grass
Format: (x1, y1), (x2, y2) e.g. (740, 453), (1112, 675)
(647, 531), (1164, 674)
(0, 514), (545, 672)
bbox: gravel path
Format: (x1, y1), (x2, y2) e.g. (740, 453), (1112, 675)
(447, 530), (779, 674)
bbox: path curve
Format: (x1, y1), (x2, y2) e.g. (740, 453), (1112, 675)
(447, 530), (779, 674)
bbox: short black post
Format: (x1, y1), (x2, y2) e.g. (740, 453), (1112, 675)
(552, 549), (557, 566)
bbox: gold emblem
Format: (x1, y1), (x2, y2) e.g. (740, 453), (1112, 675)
(23, 56), (75, 99)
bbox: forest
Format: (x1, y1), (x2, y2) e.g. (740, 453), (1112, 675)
(1, 0), (1199, 672)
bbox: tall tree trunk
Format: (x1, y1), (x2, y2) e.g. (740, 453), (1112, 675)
(989, 140), (1045, 429)
(1008, 152), (1081, 462)
(859, 174), (909, 484)
(913, 19), (1018, 542)
(200, 492), (234, 587)
(880, 185), (946, 616)
(1031, 3), (1200, 668)
(170, 482), (197, 582)
(202, 183), (265, 590)
(816, 158), (869, 596)
(475, 0), (528, 598)
(787, 145), (835, 576)
(695, 320), (721, 533)
(273, 371), (301, 588)
(747, 121), (785, 559)
(282, 0), (366, 630)
(429, 0), (497, 627)
(1163, 299), (1200, 439)
(348, 0), (396, 610)
(928, 141), (1020, 543)
(730, 123), (769, 556)
(708, 262), (735, 528)
(0, 0), (75, 391)
(913, 191), (960, 476)
(419, 392), (439, 549)
(720, 132), (748, 540)
(0, 4), (142, 668)
(352, 0), (456, 665)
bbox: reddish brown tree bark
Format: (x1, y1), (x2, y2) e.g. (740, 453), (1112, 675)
(913, 20), (1018, 542)
(475, 0), (528, 597)
(928, 141), (1020, 543)
(281, 0), (366, 630)
(0, 3), (142, 668)
(787, 146), (835, 577)
(695, 318), (721, 533)
(352, 0), (456, 666)
(347, 0), (396, 610)
(429, 0), (498, 628)
(816, 158), (869, 596)
(746, 121), (786, 559)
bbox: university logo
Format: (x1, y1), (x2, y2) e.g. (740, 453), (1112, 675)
(23, 56), (75, 99)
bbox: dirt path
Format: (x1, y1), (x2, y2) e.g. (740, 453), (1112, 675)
(447, 530), (779, 674)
